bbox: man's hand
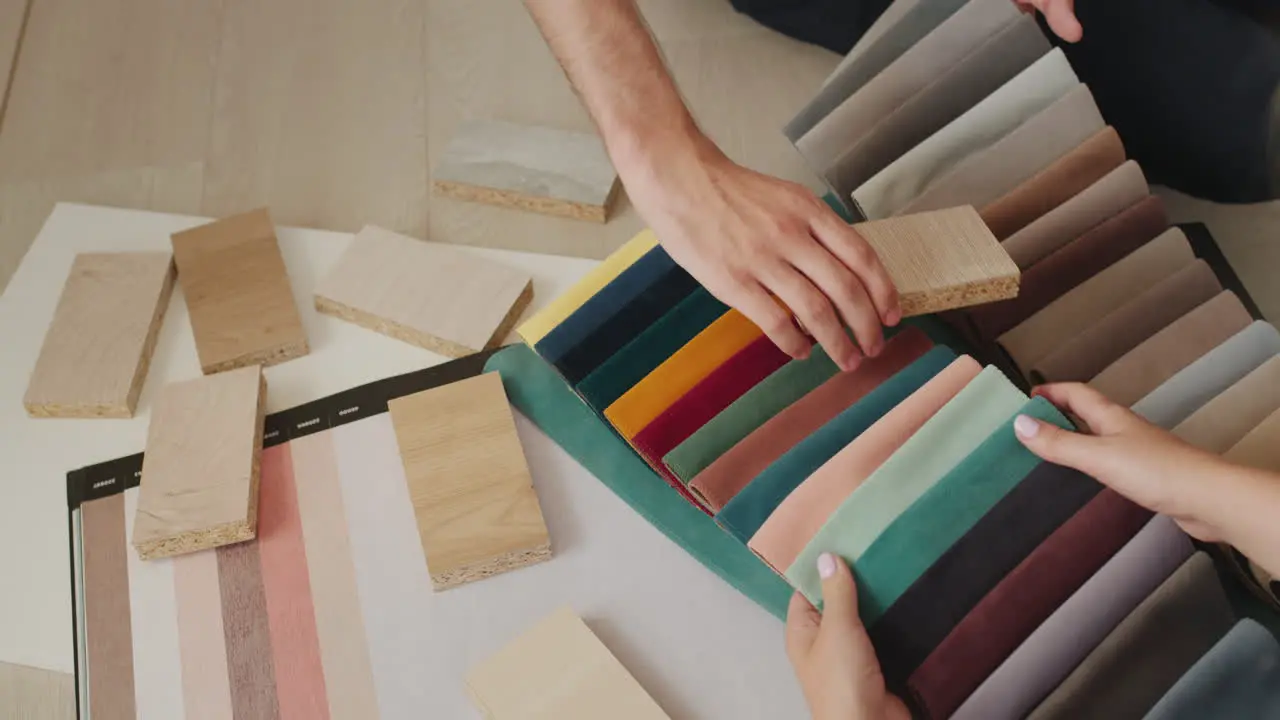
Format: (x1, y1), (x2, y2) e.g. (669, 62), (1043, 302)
(787, 553), (911, 720)
(629, 143), (900, 371)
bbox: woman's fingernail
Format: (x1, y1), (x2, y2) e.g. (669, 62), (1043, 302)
(1014, 414), (1040, 438)
(818, 552), (837, 579)
(886, 308), (902, 326)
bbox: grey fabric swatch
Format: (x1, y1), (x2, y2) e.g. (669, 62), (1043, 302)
(1144, 619), (1280, 720)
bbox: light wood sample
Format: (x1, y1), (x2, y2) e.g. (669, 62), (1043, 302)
(170, 208), (308, 374)
(0, 661), (75, 720)
(467, 606), (671, 720)
(388, 372), (551, 589)
(315, 225), (533, 358)
(132, 365), (266, 560)
(854, 205), (1020, 316)
(23, 252), (174, 418)
(433, 119), (621, 222)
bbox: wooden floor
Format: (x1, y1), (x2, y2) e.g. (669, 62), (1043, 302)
(0, 0), (1274, 322)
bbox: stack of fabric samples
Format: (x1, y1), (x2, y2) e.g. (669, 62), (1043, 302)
(512, 218), (1280, 717)
(785, 0), (1280, 611)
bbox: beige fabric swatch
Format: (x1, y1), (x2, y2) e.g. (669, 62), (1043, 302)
(1175, 356), (1280, 453)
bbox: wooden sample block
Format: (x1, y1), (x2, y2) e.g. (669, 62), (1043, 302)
(854, 205), (1019, 316)
(315, 225), (533, 357)
(467, 606), (671, 720)
(387, 372), (551, 589)
(170, 208), (309, 374)
(132, 365), (267, 560)
(23, 252), (175, 418)
(432, 119), (621, 222)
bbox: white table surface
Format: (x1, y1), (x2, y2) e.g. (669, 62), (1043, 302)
(0, 203), (807, 718)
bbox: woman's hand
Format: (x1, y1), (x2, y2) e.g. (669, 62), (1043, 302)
(1014, 0), (1083, 42)
(1012, 383), (1231, 542)
(786, 552), (911, 720)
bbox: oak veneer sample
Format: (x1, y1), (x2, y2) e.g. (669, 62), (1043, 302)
(1175, 355), (1280, 453)
(433, 119), (621, 223)
(854, 206), (1019, 316)
(1091, 291), (1254, 406)
(170, 208), (309, 374)
(980, 126), (1127, 239)
(467, 607), (670, 720)
(999, 227), (1195, 374)
(387, 372), (550, 589)
(132, 365), (267, 560)
(23, 252), (175, 418)
(315, 225), (533, 358)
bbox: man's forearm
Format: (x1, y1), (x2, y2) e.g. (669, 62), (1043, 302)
(524, 0), (713, 184)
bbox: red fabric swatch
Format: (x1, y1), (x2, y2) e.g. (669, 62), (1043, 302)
(633, 334), (790, 484)
(967, 195), (1168, 342)
(906, 489), (1153, 719)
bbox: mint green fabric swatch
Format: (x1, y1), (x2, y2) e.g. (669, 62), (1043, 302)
(484, 344), (794, 619)
(847, 396), (1073, 622)
(716, 346), (957, 544)
(786, 366), (1027, 603)
(577, 288), (729, 410)
(663, 345), (840, 483)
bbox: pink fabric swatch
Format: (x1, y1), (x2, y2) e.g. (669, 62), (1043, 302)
(748, 356), (982, 573)
(258, 444), (331, 720)
(174, 549), (234, 720)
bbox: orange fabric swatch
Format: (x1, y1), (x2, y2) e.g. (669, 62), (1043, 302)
(748, 355), (982, 573)
(605, 310), (764, 439)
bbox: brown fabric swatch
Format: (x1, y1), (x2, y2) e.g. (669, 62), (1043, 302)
(82, 494), (137, 720)
(1002, 160), (1149, 269)
(1091, 291), (1253, 406)
(998, 228), (1195, 375)
(218, 540), (282, 720)
(1175, 355), (1280, 453)
(969, 195), (1168, 341)
(906, 489), (1152, 720)
(980, 126), (1126, 240)
(1031, 260), (1221, 383)
(689, 327), (933, 512)
(1026, 553), (1235, 720)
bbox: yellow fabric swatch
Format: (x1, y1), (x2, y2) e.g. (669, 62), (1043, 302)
(606, 310), (764, 439)
(516, 229), (659, 345)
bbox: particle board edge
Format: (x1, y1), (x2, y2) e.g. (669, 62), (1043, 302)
(432, 178), (616, 223)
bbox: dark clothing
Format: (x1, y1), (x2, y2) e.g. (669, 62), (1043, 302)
(731, 0), (1280, 203)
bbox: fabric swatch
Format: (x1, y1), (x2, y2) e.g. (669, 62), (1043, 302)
(122, 487), (185, 718)
(908, 490), (1154, 720)
(969, 194), (1168, 341)
(980, 126), (1126, 239)
(1225, 404), (1280, 471)
(1001, 160), (1150, 269)
(544, 250), (699, 384)
(1175, 355), (1280, 453)
(485, 345), (795, 620)
(716, 345), (955, 545)
(216, 538), (281, 719)
(1031, 259), (1221, 384)
(951, 515), (1193, 720)
(578, 289), (728, 410)
(1091, 291), (1254, 406)
(899, 84), (1104, 216)
(663, 345), (838, 484)
(869, 462), (1102, 688)
(690, 327), (933, 512)
(1145, 619), (1280, 720)
(999, 227), (1195, 374)
(516, 230), (658, 345)
(748, 356), (980, 574)
(632, 335), (790, 482)
(843, 396), (1072, 619)
(1133, 321), (1280, 428)
(786, 367), (1025, 595)
(855, 49), (1079, 219)
(82, 494), (136, 720)
(1026, 553), (1235, 720)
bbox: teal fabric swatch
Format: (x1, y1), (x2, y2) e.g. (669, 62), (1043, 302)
(822, 191), (858, 222)
(662, 344), (840, 483)
(1145, 619), (1280, 720)
(576, 288), (729, 410)
(484, 344), (793, 619)
(850, 396), (1073, 622)
(786, 366), (1027, 603)
(715, 346), (957, 544)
